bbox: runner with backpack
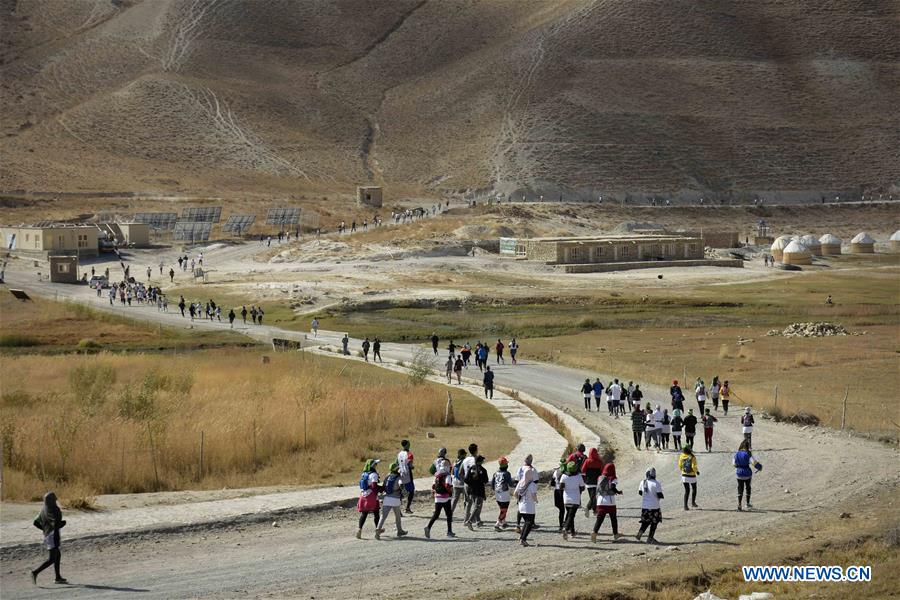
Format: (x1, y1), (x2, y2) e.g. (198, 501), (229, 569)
(710, 376), (721, 412)
(679, 444), (700, 510)
(429, 448), (449, 475)
(741, 407), (755, 449)
(375, 463), (408, 539)
(460, 443), (479, 523)
(733, 439), (763, 511)
(424, 463), (456, 538)
(492, 457), (514, 531)
(559, 461), (585, 540)
(721, 380), (732, 415)
(356, 459), (382, 539)
(464, 455), (489, 530)
(592, 462), (622, 542)
(397, 440), (415, 514)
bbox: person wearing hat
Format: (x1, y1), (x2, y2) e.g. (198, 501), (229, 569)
(636, 467), (664, 544)
(356, 459), (382, 538)
(550, 458), (567, 532)
(430, 448), (449, 475)
(559, 461), (585, 540)
(492, 457), (514, 531)
(30, 491), (67, 584)
(397, 440), (415, 514)
(464, 455), (489, 530)
(733, 439), (763, 511)
(592, 462), (622, 542)
(376, 462), (408, 539)
(678, 444), (699, 510)
(702, 408), (718, 452)
(424, 462), (456, 538)
(741, 407), (755, 449)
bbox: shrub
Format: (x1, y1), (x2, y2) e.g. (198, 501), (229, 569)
(1, 390), (33, 407)
(407, 349), (434, 386)
(77, 338), (102, 349)
(63, 494), (97, 511)
(577, 317), (599, 329)
(793, 352), (819, 367)
(0, 334), (40, 347)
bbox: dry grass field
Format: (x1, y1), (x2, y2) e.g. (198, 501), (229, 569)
(0, 350), (517, 503)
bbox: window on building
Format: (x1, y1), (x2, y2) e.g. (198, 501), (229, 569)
(620, 245), (632, 258)
(57, 263), (70, 273)
(25, 234), (30, 242)
(689, 244), (698, 253)
(569, 247), (580, 262)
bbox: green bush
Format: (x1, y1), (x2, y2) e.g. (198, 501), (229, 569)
(77, 339), (102, 349)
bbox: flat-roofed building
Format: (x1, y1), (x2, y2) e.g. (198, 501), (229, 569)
(504, 234), (704, 264)
(1, 225), (99, 258)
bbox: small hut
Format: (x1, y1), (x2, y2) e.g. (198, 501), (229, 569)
(782, 240), (812, 265)
(850, 232), (875, 254)
(819, 233), (842, 255)
(49, 255), (79, 283)
(890, 230), (900, 252)
(770, 236), (791, 262)
(799, 234), (822, 256)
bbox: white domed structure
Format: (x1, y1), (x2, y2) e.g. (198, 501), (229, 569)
(770, 237), (791, 262)
(799, 234), (822, 256)
(782, 240), (812, 265)
(819, 233), (842, 255)
(850, 232), (875, 254)
(890, 230), (900, 252)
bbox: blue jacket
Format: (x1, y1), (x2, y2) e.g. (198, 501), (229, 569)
(733, 450), (754, 479)
(593, 382), (604, 396)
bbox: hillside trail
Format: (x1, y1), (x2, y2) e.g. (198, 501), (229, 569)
(1, 274), (897, 598)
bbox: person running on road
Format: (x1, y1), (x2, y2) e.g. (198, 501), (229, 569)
(450, 448), (467, 514)
(478, 343), (489, 367)
(610, 379), (623, 418)
(256, 307), (264, 326)
(550, 458), (567, 531)
(661, 408), (672, 449)
(431, 332), (439, 355)
(631, 403), (646, 449)
(741, 407), (755, 449)
(397, 440), (415, 514)
(509, 338), (518, 364)
(228, 308), (235, 328)
(372, 338), (382, 362)
(356, 459), (381, 539)
(492, 457), (513, 531)
(445, 354), (454, 384)
(311, 318), (319, 338)
(636, 467), (664, 544)
(460, 343), (472, 367)
(453, 356), (463, 384)
(695, 380), (707, 415)
(581, 447), (604, 517)
(679, 444), (700, 510)
(495, 339), (505, 364)
(559, 461), (585, 540)
(341, 333), (349, 355)
(581, 378), (593, 411)
(671, 409), (684, 450)
(240, 306), (247, 324)
(30, 492), (67, 585)
(592, 462), (622, 542)
(429, 448), (449, 475)
(464, 455), (488, 530)
(631, 384), (643, 412)
(670, 380), (685, 412)
(424, 463), (456, 539)
(447, 340), (456, 358)
(460, 443), (478, 523)
(733, 439), (762, 511)
(515, 459), (539, 546)
(710, 376), (721, 412)
(169, 268), (175, 283)
(721, 380), (732, 415)
(362, 337), (370, 362)
(376, 463), (408, 539)
(250, 306), (257, 324)
(702, 408), (718, 452)
(483, 366), (494, 399)
(593, 378), (605, 411)
(683, 409), (698, 448)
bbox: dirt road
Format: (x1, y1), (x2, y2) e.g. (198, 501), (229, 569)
(1, 274), (897, 599)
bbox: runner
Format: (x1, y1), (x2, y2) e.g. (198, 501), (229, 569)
(610, 379), (623, 418)
(495, 339), (505, 364)
(515, 458), (539, 546)
(311, 317), (319, 338)
(741, 407), (755, 449)
(483, 366), (494, 399)
(372, 338), (382, 363)
(429, 448), (449, 475)
(492, 457), (513, 531)
(661, 408), (672, 450)
(228, 308), (235, 328)
(240, 305), (247, 324)
(30, 492), (67, 585)
(424, 463), (456, 539)
(710, 376), (721, 412)
(359, 336), (370, 360)
(460, 443), (478, 524)
(630, 403), (646, 450)
(445, 354), (454, 384)
(550, 458), (567, 532)
(671, 409), (684, 451)
(450, 448), (468, 514)
(356, 459), (381, 539)
(453, 355), (463, 384)
(559, 461), (585, 540)
(721, 380), (732, 415)
(636, 467), (664, 544)
(581, 378), (593, 411)
(670, 379), (684, 410)
(397, 440), (415, 514)
(695, 379), (707, 415)
(592, 462), (622, 542)
(683, 408), (698, 448)
(463, 455), (489, 530)
(626, 381), (635, 411)
(702, 408), (718, 452)
(447, 340), (456, 358)
(375, 463), (408, 539)
(679, 444), (700, 510)
(509, 338), (518, 364)
(581, 447), (604, 518)
(461, 343), (472, 367)
(733, 439), (763, 511)
(341, 333), (349, 356)
(631, 384), (644, 412)
(593, 378), (605, 411)
(431, 332), (439, 355)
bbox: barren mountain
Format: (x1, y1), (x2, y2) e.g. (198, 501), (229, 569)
(2, 0), (898, 199)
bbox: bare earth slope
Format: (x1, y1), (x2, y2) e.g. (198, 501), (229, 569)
(2, 0), (898, 198)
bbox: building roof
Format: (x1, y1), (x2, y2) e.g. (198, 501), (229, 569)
(783, 240), (811, 255)
(771, 237), (791, 250)
(525, 234), (700, 244)
(889, 230), (900, 241)
(851, 232), (875, 244)
(799, 234), (821, 247)
(819, 233), (842, 244)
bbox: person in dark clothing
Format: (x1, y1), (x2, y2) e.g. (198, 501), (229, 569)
(671, 409), (684, 450)
(670, 380), (684, 411)
(31, 492), (67, 584)
(550, 459), (567, 531)
(178, 296), (186, 317)
(632, 384), (644, 410)
(463, 455), (489, 529)
(483, 366), (494, 399)
(683, 409), (698, 448)
(631, 404), (646, 449)
(431, 333), (439, 355)
(228, 309), (235, 328)
(362, 337), (371, 362)
(581, 447), (604, 517)
(372, 338), (382, 362)
(581, 378), (593, 411)
(169, 268), (175, 283)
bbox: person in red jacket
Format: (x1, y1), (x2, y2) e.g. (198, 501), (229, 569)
(495, 339), (505, 364)
(581, 447), (604, 518)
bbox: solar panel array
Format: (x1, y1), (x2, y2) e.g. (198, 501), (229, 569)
(266, 207), (301, 225)
(32, 220), (56, 227)
(133, 212), (178, 230)
(222, 214), (256, 233)
(173, 221), (214, 242)
(181, 206), (222, 223)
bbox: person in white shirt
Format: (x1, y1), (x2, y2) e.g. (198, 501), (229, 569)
(651, 405), (665, 451)
(559, 462), (585, 540)
(514, 454), (537, 534)
(515, 458), (539, 546)
(311, 318), (319, 337)
(609, 379), (623, 418)
(460, 442), (478, 523)
(636, 467), (664, 544)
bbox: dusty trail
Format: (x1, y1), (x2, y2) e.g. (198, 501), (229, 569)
(1, 276), (897, 599)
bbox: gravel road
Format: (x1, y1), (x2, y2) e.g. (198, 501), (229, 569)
(1, 268), (897, 599)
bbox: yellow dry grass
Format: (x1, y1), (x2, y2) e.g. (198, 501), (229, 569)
(0, 349), (517, 501)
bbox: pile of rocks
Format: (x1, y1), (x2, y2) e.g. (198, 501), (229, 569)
(767, 322), (848, 337)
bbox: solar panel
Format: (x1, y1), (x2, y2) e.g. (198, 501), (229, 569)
(33, 220), (56, 227)
(300, 211), (320, 229)
(222, 214), (256, 233)
(265, 207), (301, 225)
(173, 221), (213, 242)
(181, 207), (222, 223)
(134, 212), (178, 230)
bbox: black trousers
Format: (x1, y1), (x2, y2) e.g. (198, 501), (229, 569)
(34, 548), (61, 579)
(683, 482), (697, 507)
(738, 478), (752, 503)
(637, 520), (658, 539)
(426, 502), (453, 532)
(358, 510), (378, 529)
(632, 431), (642, 447)
(563, 505), (579, 533)
(593, 512), (618, 535)
(520, 513), (535, 541)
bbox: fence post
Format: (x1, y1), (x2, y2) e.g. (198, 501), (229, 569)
(342, 402), (346, 440)
(773, 384), (778, 411)
(840, 386), (849, 430)
(199, 431), (204, 481)
(252, 419), (257, 469)
(444, 392), (454, 426)
(304, 409), (308, 448)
